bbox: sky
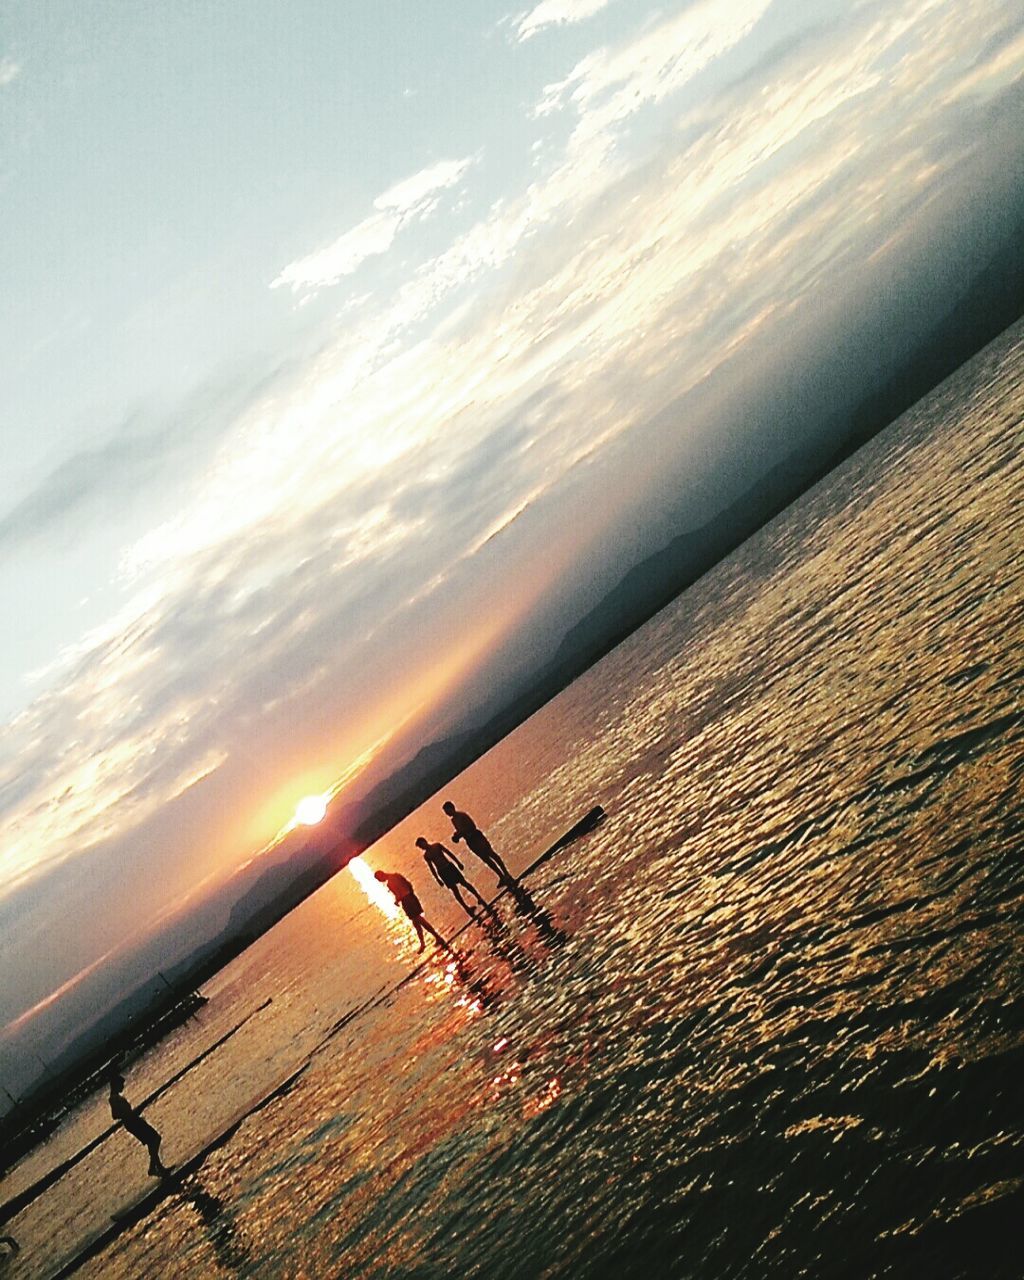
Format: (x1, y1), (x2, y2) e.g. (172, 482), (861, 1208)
(2, 0), (1023, 1085)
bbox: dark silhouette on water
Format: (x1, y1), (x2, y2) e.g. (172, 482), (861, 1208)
(532, 806), (605, 867)
(180, 1175), (251, 1274)
(417, 837), (494, 919)
(108, 1068), (169, 1179)
(442, 801), (515, 886)
(508, 883), (569, 950)
(375, 870), (451, 953)
(473, 907), (538, 975)
(446, 950), (499, 1012)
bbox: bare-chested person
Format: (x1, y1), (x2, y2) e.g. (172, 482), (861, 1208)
(416, 837), (493, 919)
(109, 1067), (169, 1178)
(442, 801), (515, 886)
(374, 870), (451, 953)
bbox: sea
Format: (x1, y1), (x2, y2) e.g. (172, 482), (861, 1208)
(2, 321), (1022, 1279)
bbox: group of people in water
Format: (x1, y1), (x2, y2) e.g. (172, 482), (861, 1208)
(109, 800), (513, 1180)
(376, 799), (515, 951)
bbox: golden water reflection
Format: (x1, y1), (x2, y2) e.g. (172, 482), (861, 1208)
(347, 856), (400, 921)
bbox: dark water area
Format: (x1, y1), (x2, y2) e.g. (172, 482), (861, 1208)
(2, 323), (1023, 1278)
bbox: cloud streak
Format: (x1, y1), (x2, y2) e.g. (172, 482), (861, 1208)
(513, 0), (615, 42)
(271, 157), (475, 296)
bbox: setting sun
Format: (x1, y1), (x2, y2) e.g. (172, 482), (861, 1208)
(294, 793), (328, 826)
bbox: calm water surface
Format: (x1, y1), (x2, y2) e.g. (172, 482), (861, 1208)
(3, 324), (1023, 1278)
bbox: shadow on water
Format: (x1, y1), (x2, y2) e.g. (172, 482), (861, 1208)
(471, 911), (536, 975)
(466, 902), (556, 977)
(178, 1175), (252, 1276)
(446, 951), (500, 1014)
(438, 880), (572, 1013)
(506, 882), (569, 951)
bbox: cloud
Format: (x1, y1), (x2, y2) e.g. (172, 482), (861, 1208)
(0, 56), (20, 87)
(0, 366), (278, 559)
(940, 22), (1024, 103)
(534, 0), (772, 127)
(380, 0), (773, 333)
(267, 0), (770, 366)
(513, 0), (614, 41)
(0, 349), (566, 902)
(0, 426), (186, 556)
(271, 156), (475, 296)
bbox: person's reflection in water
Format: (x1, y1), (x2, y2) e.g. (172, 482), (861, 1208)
(508, 883), (569, 949)
(448, 950), (498, 1012)
(179, 1175), (251, 1275)
(474, 908), (538, 975)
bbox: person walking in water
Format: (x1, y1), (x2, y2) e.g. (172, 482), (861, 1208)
(374, 870), (451, 953)
(416, 836), (494, 920)
(108, 1067), (169, 1178)
(442, 801), (515, 886)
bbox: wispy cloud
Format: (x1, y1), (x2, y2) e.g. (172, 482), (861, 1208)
(513, 0), (615, 42)
(535, 0), (772, 125)
(271, 156), (475, 296)
(0, 56), (21, 88)
(0, 427), (191, 557)
(368, 0), (773, 337)
(0, 367), (277, 561)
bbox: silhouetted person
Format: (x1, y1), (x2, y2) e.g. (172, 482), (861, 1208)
(374, 870), (451, 953)
(442, 801), (515, 886)
(108, 1068), (169, 1178)
(416, 836), (493, 919)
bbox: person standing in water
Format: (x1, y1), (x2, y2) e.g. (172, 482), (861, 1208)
(416, 836), (493, 919)
(374, 870), (451, 953)
(108, 1067), (169, 1178)
(442, 801), (515, 886)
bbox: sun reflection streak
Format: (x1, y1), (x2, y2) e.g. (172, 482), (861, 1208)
(347, 856), (400, 920)
(345, 859), (492, 1019)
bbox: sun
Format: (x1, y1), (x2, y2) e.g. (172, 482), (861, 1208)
(294, 793), (328, 826)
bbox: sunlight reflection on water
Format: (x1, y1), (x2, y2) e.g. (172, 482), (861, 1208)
(4, 326), (1024, 1278)
(347, 856), (401, 921)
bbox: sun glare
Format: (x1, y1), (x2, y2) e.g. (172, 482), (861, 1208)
(348, 856), (400, 919)
(295, 793), (328, 825)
